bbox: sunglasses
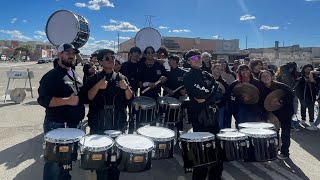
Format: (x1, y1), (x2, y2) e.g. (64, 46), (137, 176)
(189, 55), (201, 61)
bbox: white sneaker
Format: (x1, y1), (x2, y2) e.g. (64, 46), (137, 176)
(306, 124), (318, 131)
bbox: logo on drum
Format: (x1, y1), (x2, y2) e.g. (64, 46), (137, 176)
(205, 143), (212, 148)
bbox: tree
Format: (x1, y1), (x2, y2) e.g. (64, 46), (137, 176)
(14, 45), (33, 61)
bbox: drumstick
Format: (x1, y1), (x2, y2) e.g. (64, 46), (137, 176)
(142, 80), (161, 94)
(164, 85), (184, 97)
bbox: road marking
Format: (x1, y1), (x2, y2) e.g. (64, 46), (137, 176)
(231, 161), (264, 180)
(222, 170), (236, 180)
(266, 161), (304, 180)
(252, 162), (289, 180)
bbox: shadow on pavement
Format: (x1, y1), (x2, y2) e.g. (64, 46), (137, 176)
(23, 100), (39, 106)
(277, 158), (310, 180)
(0, 102), (18, 108)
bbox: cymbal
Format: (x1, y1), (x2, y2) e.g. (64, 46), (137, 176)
(232, 83), (259, 104)
(264, 89), (286, 111)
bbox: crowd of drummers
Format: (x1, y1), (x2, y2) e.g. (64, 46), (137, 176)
(38, 43), (320, 180)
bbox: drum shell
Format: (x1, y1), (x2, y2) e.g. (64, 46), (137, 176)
(44, 141), (78, 163)
(131, 105), (156, 127)
(152, 139), (174, 159)
(180, 140), (217, 172)
(245, 136), (277, 162)
(217, 138), (249, 161)
(116, 150), (152, 172)
(79, 148), (114, 170)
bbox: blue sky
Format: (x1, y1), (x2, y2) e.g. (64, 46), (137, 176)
(1, 0), (320, 54)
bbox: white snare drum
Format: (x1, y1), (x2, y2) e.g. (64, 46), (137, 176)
(104, 130), (122, 139)
(238, 122), (275, 130)
(44, 128), (85, 163)
(46, 10), (90, 48)
(137, 126), (175, 159)
(217, 132), (248, 161)
(220, 128), (238, 133)
(116, 134), (154, 172)
(131, 96), (156, 130)
(135, 27), (161, 52)
(79, 135), (115, 170)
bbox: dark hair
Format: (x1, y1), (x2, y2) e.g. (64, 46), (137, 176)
(130, 47), (141, 54)
(185, 49), (201, 60)
(143, 46), (155, 55)
(237, 64), (253, 82)
(244, 57), (250, 62)
(218, 58), (233, 74)
(249, 59), (263, 69)
(96, 49), (115, 61)
(115, 59), (121, 65)
(301, 64), (313, 75)
(258, 70), (272, 81)
(168, 54), (180, 63)
(156, 47), (168, 57)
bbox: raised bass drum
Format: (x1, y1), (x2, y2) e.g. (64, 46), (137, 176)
(135, 27), (161, 51)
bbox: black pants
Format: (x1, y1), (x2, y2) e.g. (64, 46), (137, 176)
(192, 161), (223, 180)
(300, 100), (315, 122)
(280, 119), (291, 156)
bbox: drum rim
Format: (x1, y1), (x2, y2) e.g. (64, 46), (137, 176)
(217, 132), (248, 141)
(238, 122), (275, 129)
(132, 96), (156, 109)
(179, 132), (215, 142)
(157, 96), (182, 107)
(115, 134), (155, 153)
(239, 128), (277, 138)
(79, 135), (114, 152)
(104, 130), (122, 138)
(137, 126), (175, 141)
(44, 128), (85, 144)
(179, 95), (190, 102)
(220, 128), (238, 133)
(134, 27), (162, 52)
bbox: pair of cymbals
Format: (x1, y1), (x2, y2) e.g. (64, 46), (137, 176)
(232, 83), (259, 104)
(264, 89), (286, 111)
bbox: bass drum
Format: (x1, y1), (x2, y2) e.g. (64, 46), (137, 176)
(135, 27), (161, 52)
(46, 10), (90, 48)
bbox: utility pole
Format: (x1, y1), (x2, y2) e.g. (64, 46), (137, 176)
(117, 33), (120, 53)
(144, 15), (156, 27)
(245, 35), (248, 49)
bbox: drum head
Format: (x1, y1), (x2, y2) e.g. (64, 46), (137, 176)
(135, 27), (161, 52)
(46, 10), (87, 47)
(137, 126), (175, 141)
(80, 135), (114, 151)
(116, 134), (154, 153)
(132, 96), (156, 109)
(238, 122), (275, 129)
(220, 128), (238, 133)
(44, 128), (85, 144)
(104, 130), (121, 138)
(217, 132), (247, 141)
(158, 97), (181, 107)
(239, 128), (276, 138)
(180, 132), (215, 142)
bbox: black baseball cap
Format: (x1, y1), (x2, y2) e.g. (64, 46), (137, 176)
(57, 43), (80, 54)
(185, 49), (201, 60)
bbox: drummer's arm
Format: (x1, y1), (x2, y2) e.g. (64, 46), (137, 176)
(309, 71), (320, 83)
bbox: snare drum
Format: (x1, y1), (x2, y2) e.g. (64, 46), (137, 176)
(157, 97), (181, 124)
(104, 130), (122, 139)
(137, 126), (175, 159)
(46, 10), (90, 48)
(239, 128), (278, 162)
(44, 128), (85, 163)
(217, 132), (248, 161)
(220, 128), (238, 133)
(238, 122), (275, 130)
(179, 132), (217, 172)
(79, 135), (115, 170)
(131, 96), (156, 130)
(116, 134), (154, 172)
(179, 95), (190, 123)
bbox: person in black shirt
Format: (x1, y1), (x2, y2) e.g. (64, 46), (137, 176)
(249, 59), (263, 79)
(183, 49), (222, 180)
(83, 51), (99, 83)
(38, 43), (85, 180)
(201, 52), (212, 73)
(137, 46), (167, 99)
(121, 47), (142, 93)
(82, 49), (133, 180)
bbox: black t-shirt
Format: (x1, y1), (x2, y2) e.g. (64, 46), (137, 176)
(37, 66), (85, 124)
(121, 61), (140, 92)
(137, 61), (167, 99)
(164, 67), (187, 98)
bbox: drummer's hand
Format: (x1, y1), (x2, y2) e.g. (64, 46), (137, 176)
(148, 83), (156, 89)
(96, 76), (108, 89)
(180, 89), (187, 96)
(119, 80), (129, 90)
(68, 94), (79, 106)
(159, 76), (167, 83)
(194, 98), (205, 103)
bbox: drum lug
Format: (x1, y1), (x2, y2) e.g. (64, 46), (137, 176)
(267, 140), (270, 148)
(201, 143), (205, 151)
(187, 142), (190, 151)
(129, 153), (133, 163)
(236, 142), (239, 149)
(179, 142), (182, 149)
(212, 141), (215, 149)
(71, 144), (74, 153)
(275, 138), (278, 146)
(246, 140), (250, 148)
(152, 150), (155, 158)
(77, 149), (80, 160)
(168, 142), (171, 150)
(42, 142), (46, 150)
(53, 144), (57, 154)
(117, 149), (120, 159)
(251, 139), (254, 147)
(105, 151), (109, 160)
(145, 153), (148, 162)
(220, 141), (223, 149)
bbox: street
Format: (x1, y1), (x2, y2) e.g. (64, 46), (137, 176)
(0, 62), (319, 180)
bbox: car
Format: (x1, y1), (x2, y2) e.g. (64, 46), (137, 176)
(37, 58), (49, 64)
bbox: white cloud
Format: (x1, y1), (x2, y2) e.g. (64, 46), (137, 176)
(75, 2), (86, 7)
(119, 36), (130, 40)
(35, 31), (46, 36)
(259, 25), (280, 30)
(80, 39), (117, 54)
(305, 0), (320, 2)
(22, 19), (27, 23)
(212, 35), (220, 39)
(33, 35), (43, 39)
(89, 37), (95, 40)
(87, 0), (114, 10)
(240, 14), (256, 21)
(11, 18), (17, 24)
(0, 30), (32, 40)
(159, 26), (169, 29)
(287, 22), (291, 25)
(102, 20), (139, 32)
(169, 29), (191, 33)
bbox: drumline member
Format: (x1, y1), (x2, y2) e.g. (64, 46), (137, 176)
(82, 49), (133, 180)
(137, 46), (167, 100)
(229, 64), (263, 127)
(211, 63), (229, 129)
(54, 51), (83, 70)
(121, 47), (142, 94)
(183, 49), (223, 180)
(38, 43), (85, 180)
(258, 70), (294, 159)
(114, 59), (122, 73)
(83, 51), (99, 83)
(201, 52), (212, 73)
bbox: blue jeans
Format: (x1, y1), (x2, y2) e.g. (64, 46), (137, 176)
(43, 119), (77, 180)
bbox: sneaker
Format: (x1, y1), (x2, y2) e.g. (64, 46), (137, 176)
(300, 120), (307, 125)
(277, 153), (289, 160)
(306, 124), (318, 131)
